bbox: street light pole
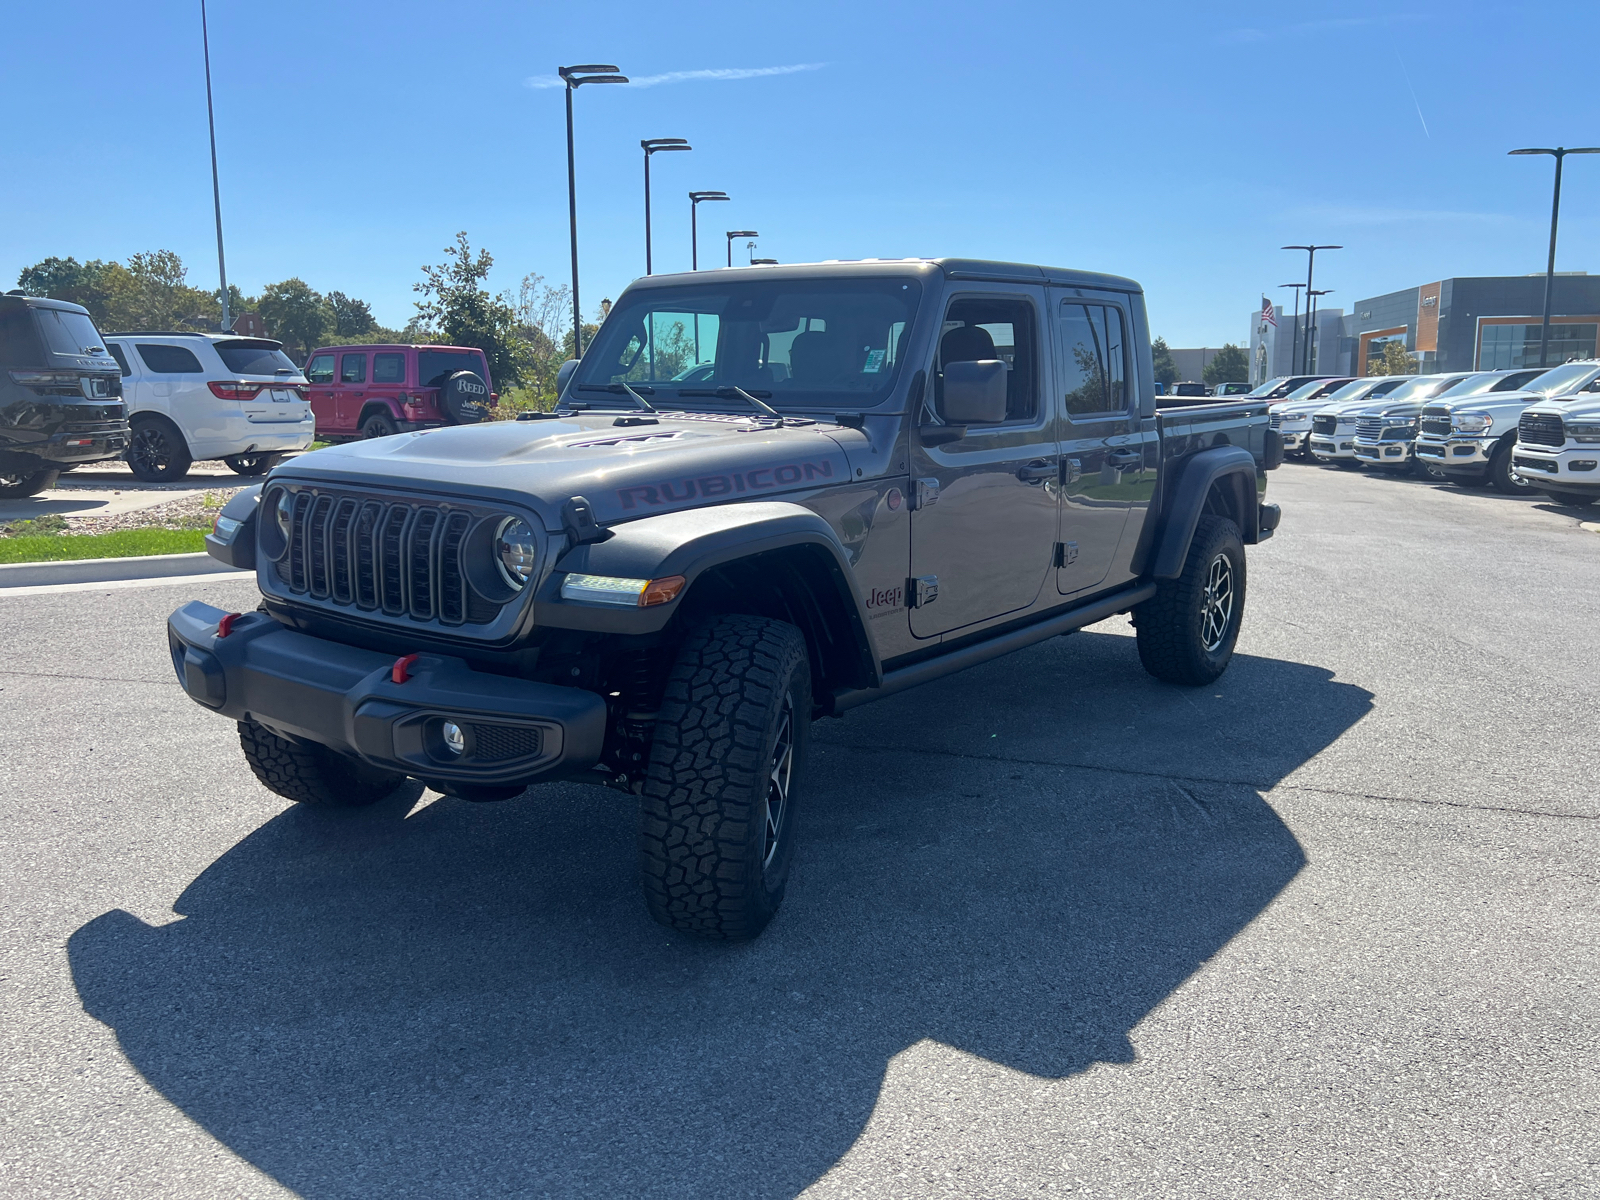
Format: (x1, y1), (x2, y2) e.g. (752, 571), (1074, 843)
(200, 0), (230, 332)
(726, 230), (759, 267)
(1307, 289), (1333, 373)
(1283, 245), (1341, 373)
(559, 64), (628, 357)
(688, 191), (729, 270)
(1509, 146), (1600, 367)
(1279, 283), (1305, 376)
(641, 139), (690, 275)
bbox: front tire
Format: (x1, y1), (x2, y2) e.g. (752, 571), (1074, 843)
(0, 468), (61, 498)
(238, 720), (406, 807)
(638, 614), (810, 941)
(223, 452), (283, 476)
(1489, 443), (1532, 494)
(126, 417), (192, 482)
(1136, 514), (1246, 686)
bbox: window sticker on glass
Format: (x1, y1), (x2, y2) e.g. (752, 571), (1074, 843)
(862, 348), (886, 373)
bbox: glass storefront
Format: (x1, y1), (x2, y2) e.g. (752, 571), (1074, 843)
(1477, 322), (1598, 369)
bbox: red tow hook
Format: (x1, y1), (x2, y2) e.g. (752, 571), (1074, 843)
(392, 653), (421, 684)
(216, 612), (243, 638)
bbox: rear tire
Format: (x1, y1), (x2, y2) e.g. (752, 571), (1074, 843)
(237, 720), (406, 807)
(223, 452), (283, 476)
(1489, 443), (1532, 494)
(638, 614), (810, 942)
(0, 469), (61, 498)
(360, 412), (399, 439)
(1136, 515), (1246, 687)
(126, 417), (192, 482)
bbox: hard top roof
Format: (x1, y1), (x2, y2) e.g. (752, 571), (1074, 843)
(306, 344), (487, 353)
(0, 293), (93, 316)
(627, 257), (1143, 295)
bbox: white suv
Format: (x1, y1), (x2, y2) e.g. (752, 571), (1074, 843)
(102, 333), (314, 481)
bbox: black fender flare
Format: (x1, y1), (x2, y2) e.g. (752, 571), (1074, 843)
(534, 501), (882, 686)
(203, 483), (263, 570)
(1148, 446), (1260, 579)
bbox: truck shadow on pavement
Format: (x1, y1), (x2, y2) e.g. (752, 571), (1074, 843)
(69, 630), (1372, 1200)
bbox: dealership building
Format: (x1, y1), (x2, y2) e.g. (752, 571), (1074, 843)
(1247, 273), (1600, 383)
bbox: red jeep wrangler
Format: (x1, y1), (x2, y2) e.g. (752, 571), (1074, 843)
(303, 344), (496, 440)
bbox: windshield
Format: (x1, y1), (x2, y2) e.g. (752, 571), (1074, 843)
(33, 307), (107, 359)
(1244, 377), (1292, 398)
(1283, 378), (1347, 401)
(1320, 379), (1380, 403)
(215, 340), (299, 376)
(1380, 375), (1465, 402)
(418, 350), (491, 389)
(574, 277), (923, 410)
(1438, 372), (1513, 399)
(1525, 361), (1600, 397)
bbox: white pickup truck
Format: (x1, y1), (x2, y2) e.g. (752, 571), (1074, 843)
(1514, 393), (1600, 506)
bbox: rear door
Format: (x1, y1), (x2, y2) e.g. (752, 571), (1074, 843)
(133, 341), (206, 435)
(304, 352), (336, 432)
(908, 286), (1059, 638)
(369, 350), (407, 422)
(1052, 295), (1146, 596)
(335, 351), (368, 427)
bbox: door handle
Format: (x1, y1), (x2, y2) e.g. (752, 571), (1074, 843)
(1017, 460), (1057, 482)
(1106, 449), (1142, 468)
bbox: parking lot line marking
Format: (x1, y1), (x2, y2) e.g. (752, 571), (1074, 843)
(0, 572), (251, 598)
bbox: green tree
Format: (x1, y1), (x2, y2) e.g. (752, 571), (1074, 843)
(326, 291), (376, 338)
(258, 278), (331, 362)
(1151, 336), (1179, 387)
(412, 233), (530, 388)
(1202, 343), (1250, 385)
(1368, 339), (1417, 376)
(511, 271), (572, 402)
(17, 257), (117, 324)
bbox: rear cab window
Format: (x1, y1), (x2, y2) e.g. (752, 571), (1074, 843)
(135, 344), (205, 374)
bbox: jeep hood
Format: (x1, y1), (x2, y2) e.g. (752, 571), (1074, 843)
(273, 413), (863, 530)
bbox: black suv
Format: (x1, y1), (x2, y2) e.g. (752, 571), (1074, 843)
(0, 294), (129, 497)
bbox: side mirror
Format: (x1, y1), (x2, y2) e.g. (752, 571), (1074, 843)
(555, 358), (580, 400)
(942, 359), (1007, 424)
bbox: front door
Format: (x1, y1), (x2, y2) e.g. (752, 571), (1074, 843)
(909, 289), (1060, 638)
(1051, 297), (1145, 595)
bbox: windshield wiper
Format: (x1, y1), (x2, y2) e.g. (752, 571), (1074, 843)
(574, 382), (657, 412)
(675, 385), (782, 419)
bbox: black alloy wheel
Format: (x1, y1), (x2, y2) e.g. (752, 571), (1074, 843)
(0, 469), (61, 498)
(1135, 515), (1247, 686)
(126, 419), (192, 482)
(1489, 443), (1533, 495)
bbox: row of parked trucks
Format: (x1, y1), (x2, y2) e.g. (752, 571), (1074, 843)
(1250, 362), (1600, 504)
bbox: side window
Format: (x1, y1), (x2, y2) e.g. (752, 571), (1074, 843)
(935, 296), (1037, 422)
(339, 353), (367, 384)
(305, 354), (335, 384)
(134, 344), (204, 374)
(1058, 303), (1129, 418)
(373, 352), (406, 384)
(106, 343), (132, 376)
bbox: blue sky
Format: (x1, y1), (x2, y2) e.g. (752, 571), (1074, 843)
(4, 0), (1598, 347)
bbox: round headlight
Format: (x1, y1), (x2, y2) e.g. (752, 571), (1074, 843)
(494, 517), (537, 589)
(275, 489), (295, 537)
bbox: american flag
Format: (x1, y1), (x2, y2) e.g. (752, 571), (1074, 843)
(1261, 297), (1277, 327)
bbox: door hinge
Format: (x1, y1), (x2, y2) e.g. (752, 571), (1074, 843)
(907, 575), (939, 607)
(1054, 541), (1079, 567)
(911, 477), (940, 510)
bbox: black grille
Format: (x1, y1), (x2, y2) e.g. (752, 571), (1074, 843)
(1268, 412), (1283, 430)
(468, 723), (544, 762)
(269, 486), (512, 627)
(1421, 407), (1452, 436)
(1355, 416), (1382, 441)
(1519, 411), (1565, 447)
(1312, 415), (1337, 436)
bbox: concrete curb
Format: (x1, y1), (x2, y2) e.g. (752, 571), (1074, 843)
(0, 552), (246, 588)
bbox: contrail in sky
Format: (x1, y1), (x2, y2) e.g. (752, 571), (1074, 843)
(524, 63), (825, 89)
(1395, 51), (1430, 137)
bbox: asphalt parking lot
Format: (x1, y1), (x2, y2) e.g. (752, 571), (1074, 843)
(2, 462), (1597, 1199)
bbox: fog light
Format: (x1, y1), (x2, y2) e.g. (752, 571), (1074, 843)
(441, 721), (465, 756)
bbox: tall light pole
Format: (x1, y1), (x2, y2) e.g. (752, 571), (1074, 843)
(200, 0), (230, 332)
(559, 64), (628, 357)
(689, 191), (729, 270)
(1307, 289), (1333, 373)
(1283, 245), (1341, 373)
(1279, 283), (1305, 376)
(726, 230), (759, 267)
(1509, 146), (1600, 367)
(641, 138), (690, 275)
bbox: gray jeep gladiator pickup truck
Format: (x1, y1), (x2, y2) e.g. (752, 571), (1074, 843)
(167, 259), (1283, 940)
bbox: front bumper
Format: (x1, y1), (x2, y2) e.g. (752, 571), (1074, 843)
(1309, 432), (1357, 459)
(1353, 437), (1415, 465)
(1415, 434), (1490, 471)
(1278, 428), (1309, 451)
(167, 602), (607, 787)
(1512, 446), (1600, 489)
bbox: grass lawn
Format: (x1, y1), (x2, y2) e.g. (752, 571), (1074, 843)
(0, 528), (207, 564)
